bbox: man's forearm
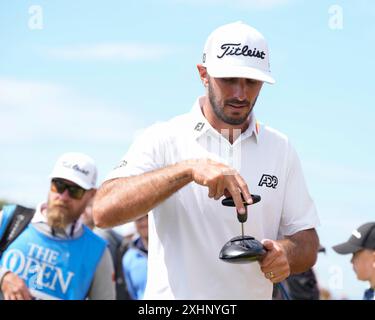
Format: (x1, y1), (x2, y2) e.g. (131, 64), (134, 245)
(279, 228), (319, 274)
(93, 161), (193, 228)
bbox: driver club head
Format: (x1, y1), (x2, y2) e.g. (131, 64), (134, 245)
(219, 236), (266, 264)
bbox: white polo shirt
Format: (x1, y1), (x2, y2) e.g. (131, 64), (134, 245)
(105, 96), (320, 300)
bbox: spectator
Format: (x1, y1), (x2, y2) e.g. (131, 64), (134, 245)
(122, 214), (148, 300)
(333, 222), (375, 300)
(0, 152), (115, 300)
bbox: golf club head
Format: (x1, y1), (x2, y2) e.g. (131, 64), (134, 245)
(219, 235), (266, 264)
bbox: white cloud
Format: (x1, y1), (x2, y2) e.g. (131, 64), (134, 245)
(41, 43), (181, 61)
(0, 77), (145, 144)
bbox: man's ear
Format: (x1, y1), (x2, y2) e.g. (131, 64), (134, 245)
(197, 64), (209, 87)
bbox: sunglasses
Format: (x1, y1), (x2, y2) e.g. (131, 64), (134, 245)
(51, 178), (86, 200)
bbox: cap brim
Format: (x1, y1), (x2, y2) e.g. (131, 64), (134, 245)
(206, 64), (275, 84)
(49, 170), (93, 190)
(332, 242), (363, 255)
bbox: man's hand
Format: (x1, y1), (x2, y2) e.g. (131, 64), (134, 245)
(258, 239), (291, 283)
(1, 272), (33, 300)
(188, 159), (253, 214)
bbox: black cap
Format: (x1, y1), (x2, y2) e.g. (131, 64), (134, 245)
(332, 222), (375, 255)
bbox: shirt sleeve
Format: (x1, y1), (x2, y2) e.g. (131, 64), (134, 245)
(104, 123), (167, 182)
(279, 142), (320, 237)
(88, 247), (116, 300)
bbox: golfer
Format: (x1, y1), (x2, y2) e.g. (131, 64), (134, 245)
(93, 21), (320, 299)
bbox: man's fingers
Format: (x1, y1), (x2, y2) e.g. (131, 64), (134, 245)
(227, 184), (246, 214)
(259, 240), (279, 267)
(262, 239), (275, 251)
(2, 272), (32, 300)
(264, 267), (290, 284)
(15, 293), (24, 300)
(267, 274), (284, 284)
(207, 180), (217, 198)
(260, 253), (279, 270)
(21, 288), (33, 300)
(235, 174), (252, 204)
(264, 271), (279, 282)
(9, 294), (17, 300)
(259, 240), (291, 284)
(196, 161), (251, 213)
(214, 177), (225, 200)
(223, 188), (232, 198)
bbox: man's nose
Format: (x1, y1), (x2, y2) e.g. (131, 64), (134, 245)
(58, 189), (71, 201)
(232, 79), (248, 100)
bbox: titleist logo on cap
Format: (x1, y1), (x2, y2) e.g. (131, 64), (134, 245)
(217, 43), (266, 60)
(62, 161), (90, 176)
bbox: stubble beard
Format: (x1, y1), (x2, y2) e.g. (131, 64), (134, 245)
(207, 80), (257, 125)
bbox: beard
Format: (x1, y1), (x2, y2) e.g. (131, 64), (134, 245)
(46, 202), (82, 229)
(208, 79), (258, 125)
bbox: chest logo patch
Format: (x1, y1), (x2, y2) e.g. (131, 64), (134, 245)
(258, 174), (278, 189)
(194, 122), (205, 131)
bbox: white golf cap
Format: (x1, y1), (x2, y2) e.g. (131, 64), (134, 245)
(202, 21), (275, 84)
(49, 152), (97, 190)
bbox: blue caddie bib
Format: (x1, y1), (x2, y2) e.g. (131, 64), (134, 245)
(0, 205), (106, 300)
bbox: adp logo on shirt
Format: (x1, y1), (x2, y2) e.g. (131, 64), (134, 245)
(258, 174), (278, 189)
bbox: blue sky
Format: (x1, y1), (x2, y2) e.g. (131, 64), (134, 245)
(1, 0), (374, 299)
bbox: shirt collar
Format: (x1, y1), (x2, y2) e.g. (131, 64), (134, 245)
(189, 96), (211, 139)
(32, 202), (83, 238)
(189, 96), (260, 143)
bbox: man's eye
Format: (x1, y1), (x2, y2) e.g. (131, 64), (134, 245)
(221, 78), (236, 83)
(246, 79), (257, 84)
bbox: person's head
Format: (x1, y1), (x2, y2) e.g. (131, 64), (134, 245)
(333, 222), (375, 283)
(351, 249), (375, 282)
(47, 152), (97, 229)
(197, 21), (275, 127)
(135, 214), (148, 243)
